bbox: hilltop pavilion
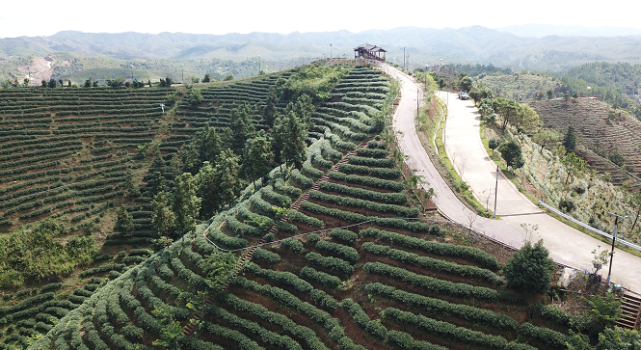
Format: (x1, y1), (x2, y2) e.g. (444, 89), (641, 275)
(353, 43), (386, 62)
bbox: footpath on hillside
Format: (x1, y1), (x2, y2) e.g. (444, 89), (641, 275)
(380, 63), (641, 293)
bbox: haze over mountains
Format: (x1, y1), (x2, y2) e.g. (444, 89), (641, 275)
(494, 24), (641, 38)
(1, 25), (641, 71)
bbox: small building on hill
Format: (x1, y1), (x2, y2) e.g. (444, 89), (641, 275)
(354, 43), (386, 62)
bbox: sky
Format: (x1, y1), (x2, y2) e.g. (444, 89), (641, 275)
(1, 0), (640, 38)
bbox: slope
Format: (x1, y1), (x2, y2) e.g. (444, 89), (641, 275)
(27, 65), (592, 350)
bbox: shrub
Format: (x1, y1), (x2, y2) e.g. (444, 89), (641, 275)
(128, 249), (151, 256)
(232, 277), (338, 331)
(362, 243), (501, 284)
(348, 156), (395, 168)
(123, 256), (146, 264)
(340, 299), (388, 339)
(252, 248), (281, 264)
(366, 283), (518, 330)
(41, 282), (63, 292)
(309, 190), (419, 217)
(339, 164), (401, 179)
(503, 240), (555, 294)
(264, 233), (275, 242)
(319, 181), (407, 204)
(364, 262), (501, 302)
(281, 238), (305, 253)
(307, 233), (321, 245)
(79, 264), (126, 278)
(300, 201), (369, 223)
(217, 293), (326, 350)
(316, 240), (360, 264)
(288, 210), (324, 228)
(329, 229), (359, 245)
(300, 266), (342, 289)
(361, 228), (499, 270)
(328, 172), (405, 192)
(519, 322), (566, 348)
(383, 307), (507, 349)
(386, 330), (447, 350)
(305, 252), (354, 275)
(276, 221), (298, 234)
(290, 169), (314, 189)
(355, 148), (389, 158)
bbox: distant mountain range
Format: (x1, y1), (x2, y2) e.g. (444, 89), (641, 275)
(494, 24), (641, 38)
(1, 26), (641, 71)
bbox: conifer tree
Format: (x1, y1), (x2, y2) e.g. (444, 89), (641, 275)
(152, 191), (175, 238)
(114, 206), (134, 233)
(242, 130), (272, 183)
(563, 125), (578, 153)
(198, 125), (225, 164)
(262, 88), (279, 128)
(231, 103), (256, 153)
(287, 94), (316, 129)
(279, 111), (308, 169)
(172, 173), (201, 237)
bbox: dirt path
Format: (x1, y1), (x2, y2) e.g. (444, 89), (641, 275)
(381, 63), (641, 293)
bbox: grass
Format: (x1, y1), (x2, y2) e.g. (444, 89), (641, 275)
(479, 124), (540, 205)
(479, 122), (641, 259)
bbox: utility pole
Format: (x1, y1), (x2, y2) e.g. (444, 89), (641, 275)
(407, 52), (410, 71)
(330, 44), (332, 59)
(493, 165), (499, 218)
(258, 55), (261, 75)
(606, 212), (628, 287)
(131, 65), (134, 82)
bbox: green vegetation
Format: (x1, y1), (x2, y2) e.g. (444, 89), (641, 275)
(0, 62), (633, 350)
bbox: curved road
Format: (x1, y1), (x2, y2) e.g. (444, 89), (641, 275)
(380, 63), (641, 292)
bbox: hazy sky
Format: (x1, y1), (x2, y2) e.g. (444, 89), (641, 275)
(1, 0), (639, 38)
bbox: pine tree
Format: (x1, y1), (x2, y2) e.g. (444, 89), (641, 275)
(179, 142), (201, 175)
(280, 111), (308, 169)
(242, 130), (272, 183)
(231, 104), (256, 153)
(124, 170), (141, 198)
(563, 125), (578, 153)
(172, 173), (201, 237)
(114, 206), (134, 233)
(214, 150), (243, 210)
(152, 192), (175, 238)
(198, 125), (225, 164)
(195, 162), (218, 219)
(262, 88), (279, 127)
(286, 94), (315, 129)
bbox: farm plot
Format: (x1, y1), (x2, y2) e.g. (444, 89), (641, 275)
(0, 88), (173, 233)
(31, 66), (583, 350)
(531, 98), (641, 182)
(173, 73), (291, 132)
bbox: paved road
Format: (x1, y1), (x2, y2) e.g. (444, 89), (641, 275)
(380, 63), (641, 292)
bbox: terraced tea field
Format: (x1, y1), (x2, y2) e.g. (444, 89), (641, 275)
(26, 66), (583, 350)
(0, 69), (305, 347)
(531, 98), (641, 189)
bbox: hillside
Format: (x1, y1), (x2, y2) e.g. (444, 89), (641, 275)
(559, 62), (641, 108)
(0, 64), (633, 350)
(0, 53), (274, 87)
(11, 66), (619, 350)
(531, 98), (641, 179)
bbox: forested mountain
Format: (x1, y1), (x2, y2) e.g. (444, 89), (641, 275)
(2, 26), (641, 71)
(495, 24), (641, 38)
